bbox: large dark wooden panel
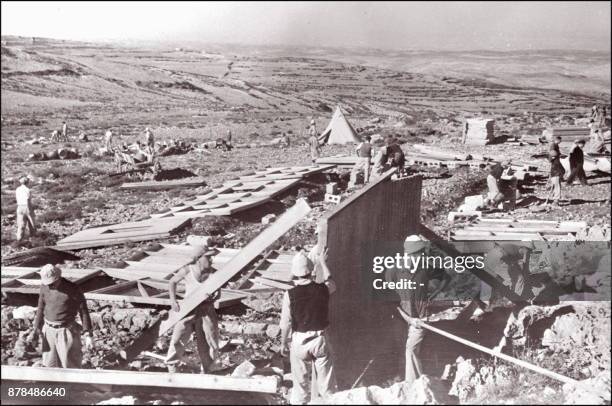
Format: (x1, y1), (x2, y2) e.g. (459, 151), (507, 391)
(318, 170), (423, 388)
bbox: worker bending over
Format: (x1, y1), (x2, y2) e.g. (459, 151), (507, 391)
(165, 245), (220, 373)
(280, 248), (337, 404)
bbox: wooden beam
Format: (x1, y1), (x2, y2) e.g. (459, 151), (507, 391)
(158, 199), (311, 335)
(396, 307), (577, 385)
(1, 365), (278, 394)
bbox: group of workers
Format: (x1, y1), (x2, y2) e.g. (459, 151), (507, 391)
(547, 135), (590, 206)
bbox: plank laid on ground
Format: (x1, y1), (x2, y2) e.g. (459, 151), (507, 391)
(55, 218), (190, 250)
(1, 365), (278, 394)
(120, 177), (207, 190)
(159, 199), (311, 335)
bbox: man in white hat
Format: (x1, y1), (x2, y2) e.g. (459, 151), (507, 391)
(390, 235), (450, 386)
(165, 245), (221, 373)
(15, 177), (36, 242)
(279, 247), (337, 404)
(28, 264), (93, 368)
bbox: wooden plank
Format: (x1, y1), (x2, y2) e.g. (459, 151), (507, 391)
(120, 177), (207, 190)
(250, 276), (293, 290)
(0, 365), (278, 394)
(159, 199), (311, 335)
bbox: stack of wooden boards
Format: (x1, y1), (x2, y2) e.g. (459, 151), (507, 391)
(150, 165), (334, 218)
(120, 177), (207, 190)
(542, 127), (591, 142)
(55, 217), (191, 251)
(1, 243), (296, 308)
(464, 118), (499, 145)
(449, 217), (589, 252)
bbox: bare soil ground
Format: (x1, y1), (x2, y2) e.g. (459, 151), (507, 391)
(1, 36), (610, 404)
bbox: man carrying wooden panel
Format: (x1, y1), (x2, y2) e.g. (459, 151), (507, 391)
(280, 248), (337, 404)
(165, 245), (221, 373)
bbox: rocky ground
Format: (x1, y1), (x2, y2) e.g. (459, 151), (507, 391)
(1, 36), (610, 404)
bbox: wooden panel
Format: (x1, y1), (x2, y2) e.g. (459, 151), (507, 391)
(159, 199), (311, 335)
(1, 365), (278, 394)
(317, 169), (422, 388)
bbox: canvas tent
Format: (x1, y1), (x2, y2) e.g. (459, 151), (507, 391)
(318, 106), (361, 145)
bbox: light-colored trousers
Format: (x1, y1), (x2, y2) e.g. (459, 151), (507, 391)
(549, 176), (561, 202)
(16, 205), (36, 241)
(350, 157), (371, 185)
(42, 321), (82, 368)
(165, 306), (219, 372)
(405, 324), (425, 386)
(290, 330), (336, 405)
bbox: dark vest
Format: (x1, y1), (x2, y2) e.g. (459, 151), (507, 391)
(288, 283), (330, 332)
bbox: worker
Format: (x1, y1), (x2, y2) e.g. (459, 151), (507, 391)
(61, 121), (68, 141)
(50, 130), (60, 143)
(15, 177), (36, 242)
(482, 241), (536, 305)
(385, 137), (405, 176)
(308, 119), (317, 139)
(484, 163), (504, 208)
(371, 145), (388, 178)
(549, 135), (562, 156)
(225, 129), (232, 147)
(280, 132), (291, 148)
(309, 125), (321, 163)
(280, 248), (337, 404)
(588, 129), (607, 154)
(548, 149), (564, 206)
(165, 246), (220, 373)
(387, 235), (450, 386)
(144, 127), (155, 148)
(349, 135), (372, 186)
(27, 264), (93, 368)
(104, 129), (114, 150)
(566, 139), (588, 186)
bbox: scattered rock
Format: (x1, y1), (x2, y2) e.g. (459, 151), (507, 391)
(243, 322), (268, 335)
(563, 371), (611, 404)
(12, 306), (37, 320)
(231, 360), (256, 378)
(265, 324), (280, 338)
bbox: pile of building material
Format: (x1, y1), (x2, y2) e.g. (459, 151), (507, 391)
(120, 177), (207, 190)
(449, 218), (589, 252)
(150, 165), (333, 218)
(542, 127), (590, 143)
(463, 118), (498, 145)
(54, 217), (191, 251)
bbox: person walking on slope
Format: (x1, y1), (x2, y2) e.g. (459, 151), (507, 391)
(15, 177), (36, 242)
(104, 129), (114, 150)
(144, 127), (155, 148)
(165, 245), (220, 373)
(566, 139), (588, 186)
(280, 248), (337, 404)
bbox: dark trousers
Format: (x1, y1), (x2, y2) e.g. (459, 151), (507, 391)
(566, 165), (588, 185)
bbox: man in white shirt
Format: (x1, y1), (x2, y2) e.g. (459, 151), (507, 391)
(104, 129), (114, 150)
(15, 177), (36, 242)
(349, 135), (373, 187)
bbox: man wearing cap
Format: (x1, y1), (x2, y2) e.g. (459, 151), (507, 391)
(349, 135), (373, 187)
(280, 247), (337, 404)
(28, 264), (93, 368)
(385, 137), (405, 175)
(165, 246), (220, 373)
(15, 177), (36, 242)
(390, 235), (450, 386)
(566, 139), (588, 186)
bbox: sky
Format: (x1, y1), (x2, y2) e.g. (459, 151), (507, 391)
(1, 1), (610, 51)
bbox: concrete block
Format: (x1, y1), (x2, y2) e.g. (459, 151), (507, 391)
(243, 322), (268, 335)
(231, 360), (256, 378)
(324, 193), (342, 204)
(326, 182), (339, 195)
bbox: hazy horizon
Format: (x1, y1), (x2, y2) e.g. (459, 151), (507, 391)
(2, 1), (610, 52)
